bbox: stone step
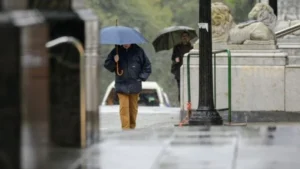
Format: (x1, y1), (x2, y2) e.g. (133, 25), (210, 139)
(287, 56), (300, 65)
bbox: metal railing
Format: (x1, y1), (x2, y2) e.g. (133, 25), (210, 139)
(275, 22), (300, 39)
(186, 49), (232, 123)
(213, 49), (232, 123)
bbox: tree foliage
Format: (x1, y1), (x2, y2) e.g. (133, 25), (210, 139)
(224, 0), (256, 22)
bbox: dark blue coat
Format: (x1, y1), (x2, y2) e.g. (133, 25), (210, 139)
(104, 44), (152, 94)
(171, 42), (193, 80)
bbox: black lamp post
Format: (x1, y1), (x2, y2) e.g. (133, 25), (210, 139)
(188, 0), (223, 125)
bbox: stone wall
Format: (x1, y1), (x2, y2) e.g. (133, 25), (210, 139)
(180, 49), (288, 112)
(277, 0), (300, 21)
(257, 0), (300, 21)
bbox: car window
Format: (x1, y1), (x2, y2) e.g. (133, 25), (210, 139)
(105, 88), (160, 106)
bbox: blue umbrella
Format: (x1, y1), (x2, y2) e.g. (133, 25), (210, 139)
(100, 26), (148, 45)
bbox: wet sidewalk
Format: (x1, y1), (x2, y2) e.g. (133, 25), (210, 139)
(74, 124), (300, 169)
(21, 111), (300, 169)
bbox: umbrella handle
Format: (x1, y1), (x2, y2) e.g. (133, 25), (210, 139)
(116, 61), (123, 76)
(115, 43), (123, 76)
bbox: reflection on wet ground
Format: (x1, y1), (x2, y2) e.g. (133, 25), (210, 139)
(21, 123), (85, 169)
(73, 125), (300, 169)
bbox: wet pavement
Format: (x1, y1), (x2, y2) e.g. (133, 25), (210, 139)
(21, 112), (300, 169)
(101, 110), (300, 130)
(75, 125), (300, 169)
(21, 123), (85, 169)
(100, 111), (180, 131)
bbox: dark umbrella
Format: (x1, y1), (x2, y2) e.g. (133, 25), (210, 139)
(152, 26), (198, 52)
(100, 20), (148, 75)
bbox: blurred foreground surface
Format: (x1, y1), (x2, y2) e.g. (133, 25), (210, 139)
(86, 124), (300, 169)
(24, 122), (300, 169)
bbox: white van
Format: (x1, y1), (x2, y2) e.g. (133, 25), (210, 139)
(99, 81), (180, 114)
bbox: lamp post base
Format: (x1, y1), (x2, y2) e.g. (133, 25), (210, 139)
(189, 108), (223, 126)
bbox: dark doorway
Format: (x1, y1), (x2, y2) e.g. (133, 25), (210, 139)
(45, 12), (85, 147)
(269, 0), (278, 16)
(0, 23), (21, 169)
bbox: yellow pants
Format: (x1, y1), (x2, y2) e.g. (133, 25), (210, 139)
(117, 93), (139, 129)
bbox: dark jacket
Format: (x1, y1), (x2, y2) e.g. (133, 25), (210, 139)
(171, 42), (193, 80)
(104, 44), (151, 94)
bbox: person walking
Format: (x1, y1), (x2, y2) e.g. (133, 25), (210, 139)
(171, 31), (193, 102)
(104, 44), (151, 130)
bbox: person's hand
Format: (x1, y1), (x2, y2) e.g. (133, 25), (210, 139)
(175, 57), (180, 63)
(114, 54), (119, 62)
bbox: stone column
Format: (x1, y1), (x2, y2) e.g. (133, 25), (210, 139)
(277, 0), (300, 20)
(276, 0), (300, 112)
(76, 9), (100, 145)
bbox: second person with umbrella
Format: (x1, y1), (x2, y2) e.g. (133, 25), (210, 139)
(171, 31), (193, 102)
(152, 26), (196, 103)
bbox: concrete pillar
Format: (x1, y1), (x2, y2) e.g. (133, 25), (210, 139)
(0, 10), (48, 169)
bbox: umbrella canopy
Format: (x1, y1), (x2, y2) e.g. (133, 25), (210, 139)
(100, 26), (148, 45)
(152, 26), (198, 52)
